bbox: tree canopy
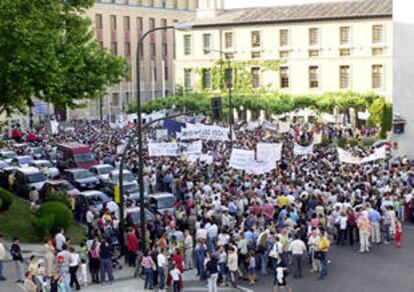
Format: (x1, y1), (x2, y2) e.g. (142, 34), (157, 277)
(0, 0), (127, 115)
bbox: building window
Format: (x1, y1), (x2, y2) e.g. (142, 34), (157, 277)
(202, 69), (212, 89)
(309, 50), (319, 58)
(149, 18), (155, 30)
(251, 52), (261, 59)
(136, 17), (143, 31)
(127, 67), (132, 82)
(339, 65), (350, 89)
(203, 34), (212, 54)
(224, 32), (233, 49)
(280, 67), (289, 88)
(372, 48), (384, 56)
(95, 14), (103, 29)
(98, 41), (104, 49)
(112, 93), (120, 107)
(150, 43), (156, 58)
(184, 69), (192, 90)
(123, 16), (130, 31)
(339, 48), (351, 57)
(111, 42), (118, 55)
(164, 65), (169, 81)
(309, 28), (319, 46)
(225, 53), (234, 59)
(110, 15), (117, 31)
(161, 18), (167, 28)
(184, 35), (192, 55)
(372, 65), (383, 89)
(372, 25), (384, 44)
(124, 42), (131, 56)
(251, 31), (261, 48)
(279, 50), (289, 59)
(279, 29), (289, 47)
(163, 43), (168, 56)
(251, 67), (260, 88)
(340, 26), (350, 45)
(309, 66), (319, 88)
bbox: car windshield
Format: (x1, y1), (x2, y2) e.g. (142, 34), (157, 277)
(1, 152), (16, 159)
(31, 148), (42, 154)
(156, 197), (175, 209)
(60, 181), (74, 191)
(98, 166), (113, 175)
(130, 210), (154, 225)
(87, 194), (110, 206)
(27, 172), (46, 183)
(37, 161), (52, 168)
(111, 172), (135, 181)
(18, 157), (32, 164)
(74, 170), (93, 179)
(74, 152), (95, 163)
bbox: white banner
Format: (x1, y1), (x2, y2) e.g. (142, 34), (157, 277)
(148, 141), (202, 157)
(156, 129), (169, 142)
(321, 113), (335, 124)
(246, 121), (260, 131)
(256, 143), (282, 162)
(179, 124), (230, 141)
(278, 121), (290, 133)
(294, 143), (314, 156)
(263, 121), (278, 132)
(246, 159), (277, 175)
(229, 149), (255, 170)
(357, 111), (370, 120)
(337, 146), (387, 164)
(51, 120), (59, 134)
(187, 154), (213, 165)
(313, 132), (322, 145)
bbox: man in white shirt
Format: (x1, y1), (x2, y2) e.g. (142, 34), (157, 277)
(184, 230), (194, 270)
(157, 248), (167, 292)
(86, 208), (94, 236)
(289, 234), (307, 279)
(55, 228), (66, 252)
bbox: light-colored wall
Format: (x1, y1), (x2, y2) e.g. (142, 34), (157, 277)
(175, 18), (393, 99)
(392, 0), (414, 158)
(70, 0), (196, 120)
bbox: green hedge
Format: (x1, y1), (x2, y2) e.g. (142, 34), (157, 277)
(0, 188), (14, 211)
(36, 201), (73, 232)
(128, 91), (382, 117)
(44, 191), (71, 208)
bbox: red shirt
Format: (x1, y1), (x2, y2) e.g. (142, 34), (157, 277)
(127, 232), (139, 252)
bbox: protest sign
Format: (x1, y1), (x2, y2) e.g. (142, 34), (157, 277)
(313, 131), (323, 145)
(229, 149), (255, 170)
(294, 143), (314, 156)
(156, 129), (169, 142)
(278, 121), (290, 133)
(187, 154), (213, 165)
(246, 121), (260, 131)
(263, 121), (278, 132)
(179, 124), (230, 141)
(321, 113), (335, 124)
(337, 146), (387, 164)
(148, 141), (202, 157)
(256, 143), (282, 162)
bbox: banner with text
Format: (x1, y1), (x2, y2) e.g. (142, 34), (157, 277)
(256, 143), (283, 162)
(294, 143), (314, 156)
(148, 140), (202, 157)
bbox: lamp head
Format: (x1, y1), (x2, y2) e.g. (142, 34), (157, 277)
(174, 23), (193, 31)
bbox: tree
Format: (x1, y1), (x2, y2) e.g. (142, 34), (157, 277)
(0, 0), (127, 116)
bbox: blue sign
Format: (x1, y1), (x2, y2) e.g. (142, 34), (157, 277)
(33, 101), (48, 115)
(163, 119), (185, 134)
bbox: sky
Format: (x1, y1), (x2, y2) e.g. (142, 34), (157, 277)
(225, 0), (344, 9)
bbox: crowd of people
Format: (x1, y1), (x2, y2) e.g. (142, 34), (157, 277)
(1, 116), (413, 292)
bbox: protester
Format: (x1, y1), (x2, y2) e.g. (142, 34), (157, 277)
(10, 237), (24, 283)
(0, 235), (6, 281)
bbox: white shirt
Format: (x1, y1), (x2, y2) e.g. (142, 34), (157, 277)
(86, 210), (94, 224)
(196, 228), (208, 240)
(289, 239), (306, 255)
(69, 253), (80, 267)
(157, 253), (166, 268)
(207, 224), (218, 239)
(55, 233), (66, 251)
(170, 268), (181, 281)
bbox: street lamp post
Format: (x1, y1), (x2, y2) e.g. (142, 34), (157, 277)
(204, 48), (234, 149)
(118, 23), (192, 253)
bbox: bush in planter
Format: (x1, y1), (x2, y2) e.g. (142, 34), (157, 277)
(36, 201), (73, 231)
(347, 138), (359, 147)
(0, 188), (13, 211)
(32, 214), (55, 240)
(361, 137), (376, 147)
(336, 137), (347, 148)
(321, 136), (331, 146)
(44, 190), (71, 208)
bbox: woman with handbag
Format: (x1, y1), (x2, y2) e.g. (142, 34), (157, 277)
(141, 249), (155, 290)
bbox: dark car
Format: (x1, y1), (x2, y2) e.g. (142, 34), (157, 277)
(39, 179), (80, 199)
(61, 168), (100, 190)
(102, 180), (140, 199)
(125, 207), (155, 231)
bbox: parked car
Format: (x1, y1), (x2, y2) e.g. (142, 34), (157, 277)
(30, 160), (60, 179)
(14, 166), (48, 198)
(89, 164), (114, 184)
(0, 160), (9, 170)
(78, 190), (119, 217)
(147, 193), (176, 215)
(0, 150), (17, 164)
(107, 169), (136, 184)
(102, 180), (140, 200)
(125, 207), (155, 230)
(26, 147), (45, 160)
(13, 155), (33, 166)
(62, 168), (100, 190)
(56, 143), (98, 170)
(39, 179), (80, 199)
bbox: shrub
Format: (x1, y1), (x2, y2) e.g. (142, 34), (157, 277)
(336, 137), (347, 148)
(321, 136), (331, 146)
(0, 188), (14, 211)
(36, 201), (73, 231)
(361, 137), (376, 147)
(45, 190), (71, 208)
(347, 138), (359, 147)
(31, 214), (55, 240)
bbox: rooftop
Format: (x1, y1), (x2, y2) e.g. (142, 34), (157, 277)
(192, 0), (392, 28)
